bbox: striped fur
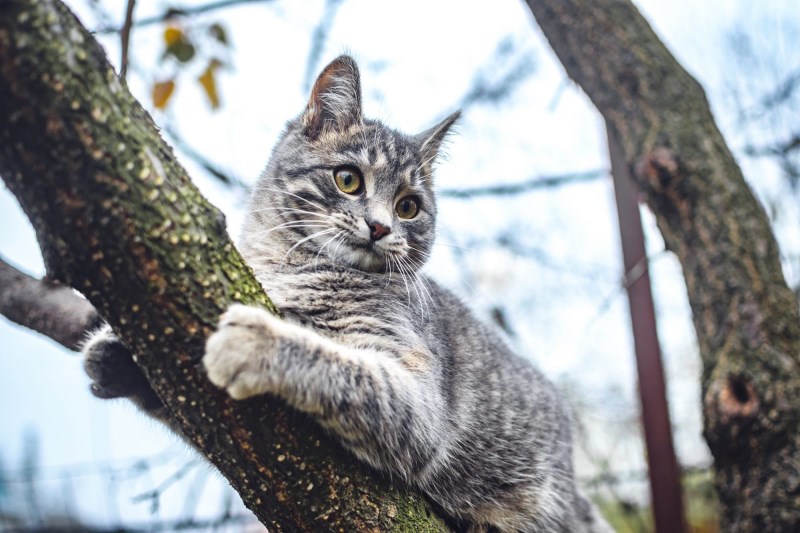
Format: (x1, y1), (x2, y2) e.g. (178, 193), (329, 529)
(203, 56), (611, 532)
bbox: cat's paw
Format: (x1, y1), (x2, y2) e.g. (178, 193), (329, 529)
(203, 304), (281, 400)
(82, 325), (151, 400)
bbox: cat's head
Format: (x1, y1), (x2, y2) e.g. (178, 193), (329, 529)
(245, 55), (458, 274)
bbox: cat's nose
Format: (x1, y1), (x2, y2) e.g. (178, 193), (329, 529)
(367, 220), (391, 241)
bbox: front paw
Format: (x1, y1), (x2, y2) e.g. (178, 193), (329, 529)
(203, 304), (280, 400)
(82, 325), (151, 401)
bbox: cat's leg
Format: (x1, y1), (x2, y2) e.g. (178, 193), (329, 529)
(203, 304), (446, 480)
(82, 324), (168, 420)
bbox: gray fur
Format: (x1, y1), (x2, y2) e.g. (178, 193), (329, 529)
(83, 55), (611, 532)
(203, 56), (611, 532)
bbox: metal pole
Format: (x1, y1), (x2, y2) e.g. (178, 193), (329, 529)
(607, 124), (687, 533)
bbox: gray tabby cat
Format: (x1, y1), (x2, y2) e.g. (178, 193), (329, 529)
(83, 56), (611, 532)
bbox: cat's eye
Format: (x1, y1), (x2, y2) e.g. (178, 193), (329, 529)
(396, 196), (419, 219)
(333, 167), (363, 194)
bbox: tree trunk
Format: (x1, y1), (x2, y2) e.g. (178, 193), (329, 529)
(0, 1), (446, 531)
(526, 0), (800, 530)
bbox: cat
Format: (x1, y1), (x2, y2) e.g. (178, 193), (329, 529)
(83, 55), (611, 533)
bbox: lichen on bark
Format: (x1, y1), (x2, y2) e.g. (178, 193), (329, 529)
(0, 0), (447, 530)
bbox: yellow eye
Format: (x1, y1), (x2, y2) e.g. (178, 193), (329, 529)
(396, 196), (419, 219)
(334, 167), (362, 194)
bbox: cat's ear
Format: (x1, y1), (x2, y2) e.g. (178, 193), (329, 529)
(302, 55), (363, 139)
(415, 111), (461, 165)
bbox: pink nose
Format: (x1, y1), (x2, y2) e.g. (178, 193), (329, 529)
(368, 220), (390, 241)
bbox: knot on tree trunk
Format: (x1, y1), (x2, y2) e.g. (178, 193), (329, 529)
(719, 375), (759, 419)
(703, 372), (762, 458)
(635, 146), (682, 193)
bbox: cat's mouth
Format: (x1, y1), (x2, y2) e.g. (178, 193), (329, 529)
(328, 233), (393, 273)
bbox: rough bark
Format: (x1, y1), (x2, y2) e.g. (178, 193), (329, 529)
(526, 1), (800, 530)
(0, 1), (447, 531)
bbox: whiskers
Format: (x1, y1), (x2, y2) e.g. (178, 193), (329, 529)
(315, 230), (347, 269)
(248, 189), (352, 266)
(283, 227), (338, 263)
(385, 245), (436, 319)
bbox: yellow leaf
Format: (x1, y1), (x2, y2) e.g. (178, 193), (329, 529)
(164, 26), (183, 46)
(152, 79), (176, 110)
(198, 63), (220, 109)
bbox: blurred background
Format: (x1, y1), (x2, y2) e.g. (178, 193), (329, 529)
(1, 0), (798, 531)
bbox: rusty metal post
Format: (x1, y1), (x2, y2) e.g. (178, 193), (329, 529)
(607, 124), (687, 533)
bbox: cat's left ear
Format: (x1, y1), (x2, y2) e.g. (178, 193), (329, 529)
(302, 55), (363, 139)
(415, 111), (461, 165)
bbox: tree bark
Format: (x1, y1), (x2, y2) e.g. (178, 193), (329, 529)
(0, 1), (446, 531)
(526, 1), (800, 530)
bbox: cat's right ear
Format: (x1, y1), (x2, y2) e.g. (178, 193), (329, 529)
(301, 55), (363, 140)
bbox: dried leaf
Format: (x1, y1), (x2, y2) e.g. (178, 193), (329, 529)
(152, 79), (176, 110)
(209, 23), (228, 45)
(198, 62), (220, 109)
(166, 40), (196, 63)
(164, 25), (183, 46)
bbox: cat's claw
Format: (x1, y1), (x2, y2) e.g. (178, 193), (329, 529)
(203, 304), (280, 400)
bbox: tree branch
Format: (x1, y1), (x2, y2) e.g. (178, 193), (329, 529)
(164, 123), (247, 189)
(95, 0), (273, 34)
(0, 1), (445, 530)
(302, 0), (345, 93)
(439, 168), (605, 198)
(0, 256), (98, 351)
(455, 37), (537, 112)
(526, 1), (800, 529)
(119, 0), (136, 79)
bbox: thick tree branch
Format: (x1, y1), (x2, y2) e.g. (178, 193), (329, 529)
(0, 256), (98, 351)
(0, 1), (445, 531)
(526, 0), (800, 529)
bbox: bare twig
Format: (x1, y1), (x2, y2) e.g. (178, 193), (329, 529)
(119, 0), (136, 79)
(439, 168), (606, 198)
(132, 460), (200, 506)
(302, 0), (345, 92)
(738, 66), (800, 123)
(743, 133), (800, 157)
(163, 124), (247, 189)
(0, 256), (99, 351)
(454, 37), (537, 113)
(95, 0), (273, 34)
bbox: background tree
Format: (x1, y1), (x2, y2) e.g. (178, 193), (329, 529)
(525, 2), (800, 530)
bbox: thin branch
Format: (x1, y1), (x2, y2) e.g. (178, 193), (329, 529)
(131, 460), (200, 507)
(119, 0), (136, 80)
(0, 256), (99, 351)
(1, 514), (256, 533)
(163, 124), (247, 189)
(454, 36), (537, 113)
(95, 0), (273, 34)
(738, 65), (800, 123)
(439, 168), (606, 198)
(743, 133), (800, 157)
(302, 0), (345, 92)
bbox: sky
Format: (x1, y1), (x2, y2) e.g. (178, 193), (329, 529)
(1, 0), (798, 529)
